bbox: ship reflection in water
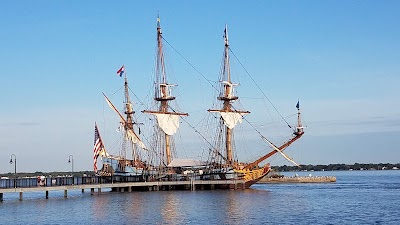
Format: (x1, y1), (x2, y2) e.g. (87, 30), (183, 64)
(161, 192), (183, 224)
(86, 188), (272, 224)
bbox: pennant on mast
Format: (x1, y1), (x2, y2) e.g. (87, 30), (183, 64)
(117, 65), (125, 77)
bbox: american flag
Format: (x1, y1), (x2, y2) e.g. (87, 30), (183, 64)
(93, 123), (103, 172)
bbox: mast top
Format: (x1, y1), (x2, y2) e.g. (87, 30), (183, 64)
(296, 100), (300, 111)
(157, 14), (162, 32)
(224, 24), (229, 47)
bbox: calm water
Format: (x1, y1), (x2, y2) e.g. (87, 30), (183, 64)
(1, 170), (399, 225)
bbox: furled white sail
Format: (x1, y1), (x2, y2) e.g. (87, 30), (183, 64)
(220, 112), (243, 129)
(103, 93), (147, 150)
(126, 129), (147, 150)
(262, 136), (300, 167)
(154, 114), (180, 135)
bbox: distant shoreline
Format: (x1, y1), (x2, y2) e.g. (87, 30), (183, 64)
(1, 163), (399, 177)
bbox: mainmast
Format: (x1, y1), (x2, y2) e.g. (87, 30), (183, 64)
(208, 26), (249, 167)
(143, 16), (188, 166)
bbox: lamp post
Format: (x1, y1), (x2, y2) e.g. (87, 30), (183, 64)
(9, 154), (16, 188)
(68, 155), (74, 174)
(68, 155), (74, 184)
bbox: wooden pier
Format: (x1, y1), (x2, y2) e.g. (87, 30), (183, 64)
(0, 177), (245, 202)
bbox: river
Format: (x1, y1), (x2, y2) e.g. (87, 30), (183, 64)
(1, 170), (399, 224)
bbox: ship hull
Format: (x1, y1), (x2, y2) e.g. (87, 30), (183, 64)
(215, 165), (271, 189)
(236, 164), (271, 189)
(243, 168), (271, 188)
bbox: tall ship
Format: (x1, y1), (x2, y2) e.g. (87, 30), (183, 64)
(205, 25), (304, 188)
(93, 17), (304, 188)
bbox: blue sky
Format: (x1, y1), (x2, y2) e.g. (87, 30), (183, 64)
(0, 1), (399, 172)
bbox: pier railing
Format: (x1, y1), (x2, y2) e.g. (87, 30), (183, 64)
(0, 174), (233, 189)
(0, 176), (119, 189)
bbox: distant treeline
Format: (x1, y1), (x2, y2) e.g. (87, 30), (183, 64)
(1, 163), (400, 177)
(272, 163), (400, 172)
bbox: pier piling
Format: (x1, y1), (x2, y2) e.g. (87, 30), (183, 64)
(46, 191), (49, 199)
(0, 193), (3, 202)
(64, 190), (67, 198)
(19, 192), (23, 201)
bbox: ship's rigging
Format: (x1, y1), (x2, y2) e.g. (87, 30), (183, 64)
(94, 17), (304, 188)
(142, 16), (188, 167)
(159, 24), (303, 169)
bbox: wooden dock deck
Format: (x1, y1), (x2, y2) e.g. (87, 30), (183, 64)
(0, 177), (245, 202)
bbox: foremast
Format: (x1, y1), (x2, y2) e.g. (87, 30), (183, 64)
(122, 74), (141, 163)
(208, 26), (249, 167)
(102, 71), (147, 155)
(143, 17), (188, 166)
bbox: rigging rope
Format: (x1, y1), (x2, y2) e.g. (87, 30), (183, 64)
(167, 105), (222, 162)
(228, 47), (294, 131)
(162, 37), (219, 92)
(160, 36), (297, 162)
(162, 36), (294, 133)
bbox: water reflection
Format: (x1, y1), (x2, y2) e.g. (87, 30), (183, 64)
(129, 192), (146, 220)
(92, 193), (113, 220)
(2, 171), (400, 224)
(160, 192), (183, 224)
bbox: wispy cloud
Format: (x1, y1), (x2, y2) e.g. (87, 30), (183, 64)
(308, 115), (400, 136)
(0, 122), (40, 127)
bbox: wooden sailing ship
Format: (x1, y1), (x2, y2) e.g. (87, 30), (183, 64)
(206, 25), (304, 188)
(94, 18), (304, 189)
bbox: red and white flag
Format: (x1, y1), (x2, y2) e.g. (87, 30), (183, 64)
(116, 65), (125, 77)
(93, 123), (103, 172)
